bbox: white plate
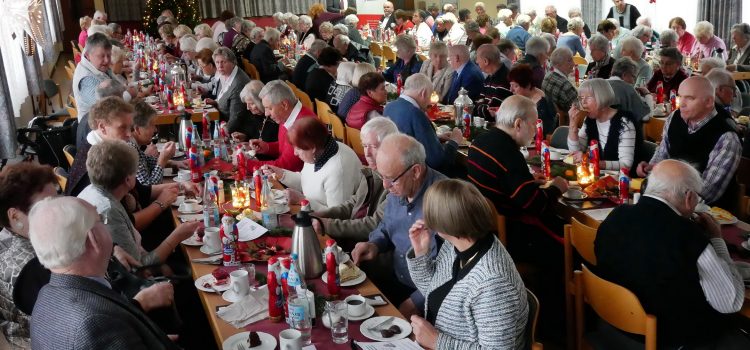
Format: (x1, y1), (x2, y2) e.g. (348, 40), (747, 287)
(222, 289), (246, 303)
(322, 270), (366, 287)
(178, 208), (202, 214)
(200, 245), (221, 255)
(173, 196), (202, 207)
(359, 316), (412, 342)
(742, 241), (750, 252)
(222, 331), (276, 350)
(181, 234), (203, 246)
(321, 248), (351, 264)
(346, 303), (375, 321)
(194, 273), (231, 292)
(251, 189), (286, 202)
(172, 151), (185, 158)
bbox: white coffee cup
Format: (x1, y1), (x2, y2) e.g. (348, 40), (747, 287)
(177, 169), (191, 181)
(203, 227), (221, 253)
(178, 199), (201, 213)
(344, 295), (367, 317)
(163, 167), (173, 176)
(230, 270), (250, 297)
(279, 329), (302, 350)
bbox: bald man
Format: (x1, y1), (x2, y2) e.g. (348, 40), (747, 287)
(636, 76), (740, 207)
(380, 2), (396, 32)
(474, 44), (512, 121)
(597, 159), (746, 348)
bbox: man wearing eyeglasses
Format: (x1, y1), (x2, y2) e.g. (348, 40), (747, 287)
(706, 68), (743, 118)
(351, 133), (446, 319)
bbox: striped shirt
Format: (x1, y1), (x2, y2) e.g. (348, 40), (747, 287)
(131, 142), (164, 186)
(568, 116), (636, 170)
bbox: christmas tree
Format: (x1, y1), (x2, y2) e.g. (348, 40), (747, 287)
(143, 0), (202, 35)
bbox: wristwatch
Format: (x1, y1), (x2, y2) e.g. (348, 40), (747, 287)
(153, 200), (166, 210)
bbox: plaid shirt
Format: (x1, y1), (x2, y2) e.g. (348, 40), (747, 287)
(651, 110), (741, 203)
(130, 142), (164, 186)
(542, 70), (578, 111)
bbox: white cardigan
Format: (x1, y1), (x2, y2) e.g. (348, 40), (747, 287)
(280, 142), (364, 211)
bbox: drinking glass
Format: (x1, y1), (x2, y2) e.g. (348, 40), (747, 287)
(289, 295), (312, 345)
(327, 301), (349, 344)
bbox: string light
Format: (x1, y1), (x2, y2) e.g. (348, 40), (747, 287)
(143, 0), (202, 35)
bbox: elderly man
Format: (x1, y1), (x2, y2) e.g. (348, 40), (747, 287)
(383, 35), (422, 84)
(292, 39), (327, 88)
(647, 47), (688, 95)
(351, 133), (446, 318)
(380, 1), (396, 32)
(618, 36), (652, 85)
(727, 23), (750, 72)
(443, 44), (484, 104)
(596, 159), (746, 348)
(636, 76), (741, 207)
(442, 12), (466, 46)
(208, 47), (251, 124)
(385, 74), (463, 172)
(474, 44), (512, 121)
(246, 80), (316, 172)
(506, 15), (532, 52)
(608, 57), (651, 121)
(586, 34), (614, 79)
(706, 69), (743, 116)
(250, 28), (285, 83)
(544, 5), (568, 34)
(28, 197), (179, 349)
(542, 47), (578, 112)
(514, 36), (549, 89)
(76, 79), (126, 149)
(333, 34), (368, 63)
(314, 117), (399, 249)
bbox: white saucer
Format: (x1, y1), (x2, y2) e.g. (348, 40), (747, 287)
(181, 234), (203, 246)
(194, 273), (231, 292)
(200, 245), (221, 255)
(222, 289), (248, 303)
(173, 196), (202, 207)
(741, 241), (750, 251)
(172, 151), (185, 158)
(322, 270), (366, 287)
(359, 316), (412, 342)
(178, 208), (202, 214)
(222, 331), (276, 350)
(346, 303), (375, 321)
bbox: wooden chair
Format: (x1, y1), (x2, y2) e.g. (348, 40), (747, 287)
(241, 58), (260, 80)
(329, 110), (347, 143)
(370, 42), (385, 69)
(345, 126), (364, 157)
(285, 80), (299, 91)
(417, 53), (428, 61)
(526, 288), (544, 350)
(564, 218), (599, 350)
(54, 167), (68, 192)
(575, 265), (657, 350)
(496, 213), (507, 246)
(295, 88), (313, 111)
(644, 117), (665, 143)
(71, 41), (80, 55)
(67, 60), (76, 70)
(64, 65), (75, 80)
(315, 99), (331, 125)
(572, 54), (588, 66)
(382, 45), (397, 65)
(63, 145), (76, 167)
(732, 71), (750, 81)
(69, 94), (77, 109)
(550, 126), (569, 149)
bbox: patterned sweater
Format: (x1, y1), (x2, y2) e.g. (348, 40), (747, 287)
(406, 236), (528, 350)
(0, 229), (35, 349)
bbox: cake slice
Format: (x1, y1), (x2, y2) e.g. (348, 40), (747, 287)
(212, 269), (230, 285)
(339, 262), (361, 282)
(246, 331), (261, 348)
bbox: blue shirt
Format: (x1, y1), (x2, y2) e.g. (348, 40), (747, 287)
(557, 34), (586, 57)
(368, 167), (446, 309)
(506, 26), (531, 52)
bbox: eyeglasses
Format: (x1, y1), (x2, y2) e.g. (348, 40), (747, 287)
(578, 95), (594, 103)
(382, 164), (416, 186)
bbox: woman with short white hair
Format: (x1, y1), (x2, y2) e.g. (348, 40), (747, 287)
(384, 34), (422, 84)
(194, 23), (213, 40)
(229, 81), (280, 143)
(327, 62), (357, 115)
(586, 33), (614, 79)
(691, 21), (728, 61)
(196, 37), (218, 53)
(630, 25), (652, 45)
(419, 41), (454, 101)
(495, 9), (513, 37)
(617, 36), (652, 85)
(660, 29), (679, 49)
(298, 15), (316, 49)
(558, 17), (586, 57)
(319, 21), (335, 44)
(173, 24), (192, 40)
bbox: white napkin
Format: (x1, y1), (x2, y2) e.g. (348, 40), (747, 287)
(216, 285), (270, 328)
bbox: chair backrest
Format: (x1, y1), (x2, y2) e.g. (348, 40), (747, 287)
(563, 216), (599, 349)
(644, 117), (665, 143)
(382, 45), (397, 63)
(417, 53), (428, 61)
(63, 145), (76, 167)
(525, 288), (544, 350)
(67, 60), (76, 70)
(578, 265), (657, 349)
(315, 99), (331, 125)
(285, 80), (299, 91)
(496, 213), (507, 246)
(369, 42), (382, 56)
(54, 166), (68, 191)
(242, 58), (260, 80)
(572, 54), (588, 66)
(346, 126), (364, 157)
(69, 94), (77, 109)
(64, 66), (75, 80)
(549, 126), (569, 149)
(295, 88), (314, 111)
(329, 112), (347, 143)
(641, 140), (657, 163)
(566, 217), (598, 265)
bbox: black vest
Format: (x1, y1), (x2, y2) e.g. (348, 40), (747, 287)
(595, 196), (729, 346)
(667, 108), (734, 173)
(584, 110), (642, 175)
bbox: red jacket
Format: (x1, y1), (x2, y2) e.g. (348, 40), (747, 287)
(394, 21), (414, 35)
(346, 95), (383, 130)
(246, 106), (317, 172)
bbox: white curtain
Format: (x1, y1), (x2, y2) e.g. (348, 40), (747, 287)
(0, 46), (18, 159)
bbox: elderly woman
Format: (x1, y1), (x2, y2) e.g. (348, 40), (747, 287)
(78, 140), (202, 265)
(285, 14), (299, 39)
(78, 16), (92, 47)
(631, 25), (653, 47)
(495, 9), (513, 37)
(508, 64), (557, 135)
(179, 36), (199, 73)
(419, 41), (454, 102)
(196, 37), (218, 53)
(384, 35), (423, 84)
(542, 47), (579, 112)
(207, 47), (251, 124)
(606, 0), (641, 30)
(319, 21), (335, 45)
(310, 3), (344, 39)
(194, 48), (219, 99)
(568, 78), (640, 172)
(173, 24), (192, 40)
(608, 57), (652, 122)
(347, 72), (386, 129)
(298, 15), (316, 49)
(0, 163), (58, 348)
(222, 17), (243, 48)
(669, 17), (696, 56)
(586, 34), (614, 79)
(393, 10), (414, 35)
(326, 62), (356, 115)
(229, 81), (280, 143)
(597, 19), (617, 41)
(435, 17), (448, 41)
(231, 20), (256, 61)
(406, 179), (528, 350)
(263, 118), (364, 211)
(660, 29), (679, 49)
(107, 23), (123, 41)
(558, 17), (586, 57)
(476, 14), (490, 35)
(699, 57), (726, 75)
(338, 63), (377, 120)
(647, 47), (688, 95)
(211, 10), (234, 43)
(341, 15), (364, 47)
(130, 101), (177, 186)
(497, 39), (517, 71)
(109, 45), (128, 81)
(73, 33), (131, 117)
(617, 36), (652, 86)
(691, 21), (727, 61)
(158, 24), (180, 57)
(727, 23), (750, 72)
(413, 11), (433, 50)
(305, 47), (343, 104)
(540, 17), (558, 37)
(193, 23), (213, 40)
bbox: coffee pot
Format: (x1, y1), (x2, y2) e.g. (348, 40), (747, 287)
(176, 111), (193, 152)
(290, 205), (324, 279)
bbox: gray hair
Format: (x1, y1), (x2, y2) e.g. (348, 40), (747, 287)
(212, 47), (237, 65)
(333, 24), (349, 36)
(93, 10), (107, 21)
(394, 34), (417, 53)
(516, 14), (531, 27)
(381, 133), (426, 167)
(308, 39), (328, 57)
(337, 61), (357, 85)
(334, 34), (351, 47)
(249, 27), (265, 42)
(659, 47), (683, 65)
(476, 44), (501, 63)
(731, 23), (750, 42)
(194, 23), (213, 38)
(549, 47), (573, 68)
(110, 45), (125, 63)
(258, 80), (297, 105)
(497, 9), (512, 21)
(465, 21), (480, 34)
(618, 36), (644, 58)
(87, 24), (112, 38)
(299, 15), (313, 27)
(287, 15), (299, 28)
(84, 32), (112, 54)
(361, 117), (399, 143)
(611, 57), (638, 79)
(241, 20), (256, 35)
(345, 14), (359, 26)
(29, 197), (97, 270)
(660, 29), (679, 48)
(264, 27), (281, 42)
(107, 22), (120, 34)
(636, 16), (652, 27)
(578, 78), (616, 108)
(694, 21), (714, 39)
(495, 95), (537, 129)
(525, 36), (550, 57)
(320, 21), (334, 33)
(567, 17), (584, 31)
(700, 57), (726, 73)
(631, 25), (652, 39)
(588, 33), (610, 53)
(86, 139), (138, 191)
(540, 33), (557, 53)
(196, 37), (218, 52)
(226, 17), (243, 30)
(272, 12), (285, 21)
(239, 81), (265, 114)
(429, 41), (449, 56)
(179, 36), (198, 52)
(403, 73), (434, 95)
(449, 44), (470, 62)
(352, 63), (377, 88)
(174, 24), (193, 39)
(644, 159), (703, 202)
(568, 7), (582, 18)
(95, 79), (125, 99)
(441, 12), (457, 24)
(706, 68), (735, 91)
